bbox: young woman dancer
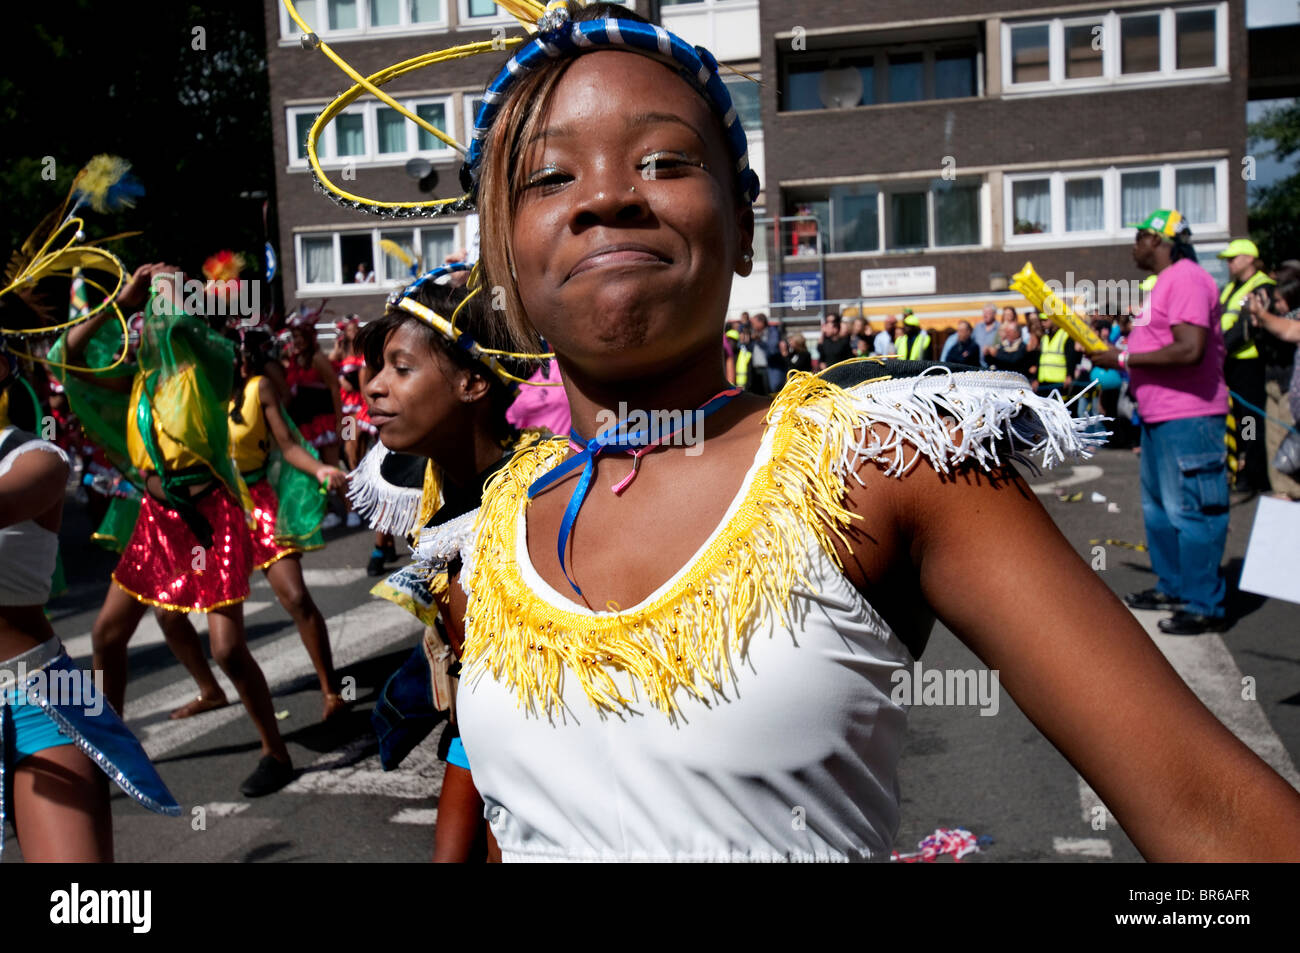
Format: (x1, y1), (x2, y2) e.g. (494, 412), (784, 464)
(229, 328), (350, 719)
(348, 263), (543, 862)
(285, 311), (343, 467)
(288, 0), (1300, 861)
(64, 269), (296, 797)
(0, 370), (180, 860)
(0, 181), (180, 858)
(330, 315), (375, 473)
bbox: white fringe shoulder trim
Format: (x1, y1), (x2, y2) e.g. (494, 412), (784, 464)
(414, 508), (479, 569)
(346, 443), (425, 536)
(826, 366), (1107, 479)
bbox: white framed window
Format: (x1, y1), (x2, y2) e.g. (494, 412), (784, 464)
(286, 96), (455, 167)
(1063, 173), (1105, 234)
(296, 224), (460, 292)
(463, 93), (486, 143)
(456, 0), (513, 27)
(280, 0), (448, 41)
(1003, 159), (1227, 246)
(783, 177), (985, 256)
(1002, 4), (1226, 94)
(781, 39), (981, 112)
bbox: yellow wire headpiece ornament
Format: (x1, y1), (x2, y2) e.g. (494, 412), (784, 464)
(0, 155), (139, 374)
(281, 0), (760, 218)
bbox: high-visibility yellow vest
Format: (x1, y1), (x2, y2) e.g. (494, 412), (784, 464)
(903, 331), (930, 361)
(1038, 328), (1069, 384)
(1219, 270), (1274, 361)
(736, 347), (751, 388)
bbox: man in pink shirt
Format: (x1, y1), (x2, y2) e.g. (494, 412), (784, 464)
(1092, 209), (1229, 634)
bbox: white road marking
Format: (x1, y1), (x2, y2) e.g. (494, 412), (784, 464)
(1129, 608), (1300, 788)
(389, 808), (439, 825)
(59, 601), (274, 660)
(1077, 777), (1116, 830)
(1029, 465), (1104, 496)
(283, 727), (446, 800)
(1070, 607), (1300, 858)
(1053, 837), (1113, 858)
(292, 567), (372, 589)
(201, 801), (251, 818)
(129, 599), (421, 759)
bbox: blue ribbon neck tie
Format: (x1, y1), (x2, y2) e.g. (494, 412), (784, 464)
(527, 387), (743, 597)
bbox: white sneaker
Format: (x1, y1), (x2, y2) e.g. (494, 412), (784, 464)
(321, 512), (343, 529)
(345, 512), (361, 528)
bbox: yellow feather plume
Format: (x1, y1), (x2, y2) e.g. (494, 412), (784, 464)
(72, 155), (144, 214)
(378, 238), (415, 267)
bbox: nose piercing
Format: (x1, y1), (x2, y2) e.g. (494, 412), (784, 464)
(629, 185), (637, 194)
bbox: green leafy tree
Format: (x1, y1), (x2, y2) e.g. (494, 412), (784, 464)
(1248, 100), (1300, 267)
(0, 1), (277, 308)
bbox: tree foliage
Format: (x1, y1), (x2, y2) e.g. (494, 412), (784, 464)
(0, 1), (274, 292)
(1248, 100), (1300, 267)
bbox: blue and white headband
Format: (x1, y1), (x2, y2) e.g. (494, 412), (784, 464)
(461, 15), (761, 206)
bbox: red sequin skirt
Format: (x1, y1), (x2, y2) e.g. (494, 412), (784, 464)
(247, 478), (300, 571)
(341, 396), (376, 436)
(112, 487), (252, 612)
(299, 414), (339, 448)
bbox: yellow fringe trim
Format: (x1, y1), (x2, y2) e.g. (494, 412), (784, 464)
(460, 371), (872, 718)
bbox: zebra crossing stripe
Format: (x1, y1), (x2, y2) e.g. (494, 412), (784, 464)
(59, 601), (275, 661)
(1128, 608), (1300, 788)
(282, 726), (446, 800)
(1029, 465), (1104, 496)
(1066, 608), (1300, 858)
(1053, 837), (1113, 858)
(131, 599), (422, 759)
(200, 801), (251, 818)
(389, 808), (439, 825)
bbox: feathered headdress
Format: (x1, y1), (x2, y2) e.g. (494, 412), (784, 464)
(286, 300), (330, 332)
(0, 154), (142, 372)
(202, 250), (250, 283)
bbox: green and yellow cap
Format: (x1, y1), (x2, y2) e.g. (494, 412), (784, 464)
(1218, 238), (1260, 260)
(1126, 208), (1185, 240)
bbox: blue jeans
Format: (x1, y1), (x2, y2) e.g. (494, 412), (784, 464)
(1139, 415), (1229, 617)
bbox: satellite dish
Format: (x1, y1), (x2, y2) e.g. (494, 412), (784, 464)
(405, 157), (434, 179)
(418, 170), (439, 193)
(818, 66), (863, 109)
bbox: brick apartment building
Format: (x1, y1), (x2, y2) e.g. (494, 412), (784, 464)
(264, 0), (1244, 332)
(757, 0), (1243, 327)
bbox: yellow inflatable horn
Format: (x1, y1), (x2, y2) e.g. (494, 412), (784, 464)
(1010, 262), (1108, 353)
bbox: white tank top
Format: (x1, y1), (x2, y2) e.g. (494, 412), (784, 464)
(455, 368), (1101, 862)
(0, 429), (67, 606)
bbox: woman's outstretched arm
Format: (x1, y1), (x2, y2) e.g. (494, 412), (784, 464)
(258, 377), (346, 492)
(847, 451), (1300, 861)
